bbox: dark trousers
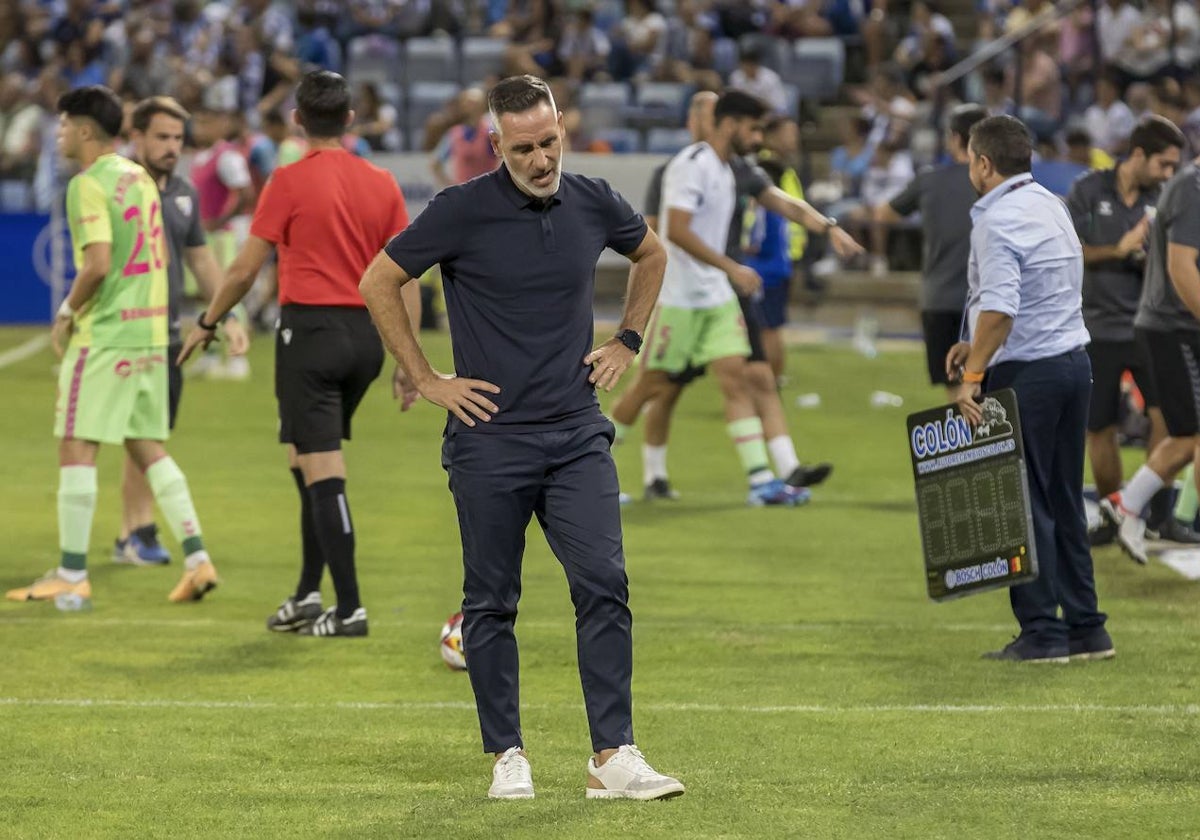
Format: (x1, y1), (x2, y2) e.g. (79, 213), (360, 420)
(442, 421), (633, 753)
(987, 349), (1107, 646)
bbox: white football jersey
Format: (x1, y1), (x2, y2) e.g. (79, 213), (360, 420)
(659, 142), (737, 310)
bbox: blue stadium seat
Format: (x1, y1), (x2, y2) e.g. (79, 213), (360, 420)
(405, 37), (457, 85)
(712, 37), (738, 77)
(645, 127), (692, 155)
(346, 35), (401, 86)
(782, 83), (800, 117)
(786, 39), (846, 101)
(406, 81), (461, 137)
(578, 82), (631, 134)
(460, 37), (507, 86)
(595, 127), (642, 154)
(738, 33), (790, 76)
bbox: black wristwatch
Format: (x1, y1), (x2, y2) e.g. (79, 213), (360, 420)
(614, 329), (643, 355)
(196, 312), (220, 331)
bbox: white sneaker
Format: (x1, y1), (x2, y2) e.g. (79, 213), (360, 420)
(1100, 496), (1148, 565)
(489, 747), (534, 799)
(586, 745), (684, 800)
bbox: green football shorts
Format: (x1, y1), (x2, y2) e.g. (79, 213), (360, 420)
(642, 299), (750, 374)
(54, 345), (170, 444)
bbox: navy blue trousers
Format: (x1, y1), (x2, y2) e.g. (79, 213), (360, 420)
(987, 349), (1107, 646)
(442, 420), (634, 753)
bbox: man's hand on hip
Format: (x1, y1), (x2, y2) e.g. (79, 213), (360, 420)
(584, 340), (635, 392)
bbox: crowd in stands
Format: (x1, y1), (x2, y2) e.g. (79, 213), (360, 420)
(1, 0), (1200, 278)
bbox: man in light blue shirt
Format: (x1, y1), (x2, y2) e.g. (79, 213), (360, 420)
(946, 115), (1112, 664)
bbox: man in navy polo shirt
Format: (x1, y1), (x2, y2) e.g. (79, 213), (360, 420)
(359, 75), (684, 802)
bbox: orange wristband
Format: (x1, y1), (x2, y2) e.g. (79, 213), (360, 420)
(961, 370), (985, 384)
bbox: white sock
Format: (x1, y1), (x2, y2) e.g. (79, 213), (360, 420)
(1121, 466), (1165, 518)
(57, 567), (87, 583)
(185, 550), (211, 571)
(749, 469), (775, 487)
(643, 445), (668, 486)
(767, 435), (801, 478)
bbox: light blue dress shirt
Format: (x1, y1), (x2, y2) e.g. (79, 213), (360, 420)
(966, 173), (1091, 365)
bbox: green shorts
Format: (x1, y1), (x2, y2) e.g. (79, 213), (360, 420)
(642, 299), (750, 374)
(54, 345), (170, 444)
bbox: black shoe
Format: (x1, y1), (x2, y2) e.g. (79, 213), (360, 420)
(644, 478), (680, 501)
(982, 636), (1069, 663)
(1089, 519), (1116, 547)
(1069, 629), (1116, 662)
(786, 463), (833, 488)
(1153, 516), (1200, 545)
(299, 606), (368, 637)
(266, 592), (323, 633)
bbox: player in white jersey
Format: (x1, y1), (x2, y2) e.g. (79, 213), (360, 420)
(640, 90), (806, 505)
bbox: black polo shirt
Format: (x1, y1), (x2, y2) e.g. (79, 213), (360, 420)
(1067, 167), (1160, 342)
(384, 164), (647, 433)
(1137, 163), (1200, 334)
(159, 174), (207, 344)
(889, 163), (976, 313)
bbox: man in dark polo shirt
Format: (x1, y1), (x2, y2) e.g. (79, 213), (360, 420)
(1067, 116), (1194, 545)
(116, 96), (249, 566)
(1103, 150), (1200, 564)
(359, 75), (684, 802)
(180, 71), (412, 637)
(877, 103), (987, 400)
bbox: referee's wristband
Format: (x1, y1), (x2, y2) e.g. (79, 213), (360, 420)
(961, 370), (985, 384)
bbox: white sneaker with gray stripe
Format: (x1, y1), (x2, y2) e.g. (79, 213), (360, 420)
(586, 745), (685, 800)
(266, 592), (323, 633)
(489, 747), (534, 799)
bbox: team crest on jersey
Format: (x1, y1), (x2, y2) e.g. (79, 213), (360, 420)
(174, 195), (193, 218)
(281, 328), (292, 345)
(1098, 200), (1113, 216)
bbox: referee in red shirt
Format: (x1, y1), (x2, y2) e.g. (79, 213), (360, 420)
(180, 71), (415, 637)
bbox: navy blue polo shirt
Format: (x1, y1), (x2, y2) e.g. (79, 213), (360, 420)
(384, 164), (647, 433)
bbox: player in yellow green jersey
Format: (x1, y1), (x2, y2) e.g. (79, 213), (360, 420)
(5, 86), (219, 607)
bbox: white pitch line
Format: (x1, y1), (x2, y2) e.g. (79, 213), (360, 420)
(2, 696), (1198, 716)
(0, 333), (50, 369)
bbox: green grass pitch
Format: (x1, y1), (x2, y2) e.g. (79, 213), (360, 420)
(2, 326), (1199, 839)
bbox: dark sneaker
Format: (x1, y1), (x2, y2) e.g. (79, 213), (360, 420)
(1154, 516), (1200, 545)
(266, 592), (323, 633)
(643, 478), (680, 501)
(785, 463), (833, 488)
(1069, 629), (1116, 662)
(299, 606), (368, 637)
(982, 636), (1069, 663)
(1089, 519), (1116, 547)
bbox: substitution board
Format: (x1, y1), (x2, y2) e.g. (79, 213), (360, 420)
(906, 388), (1038, 601)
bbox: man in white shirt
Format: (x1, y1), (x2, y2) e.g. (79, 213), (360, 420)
(640, 90), (808, 506)
(1083, 71), (1136, 155)
(729, 44), (788, 116)
(1097, 0), (1142, 63)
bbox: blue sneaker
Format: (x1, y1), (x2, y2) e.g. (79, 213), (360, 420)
(117, 527), (171, 566)
(747, 479), (811, 507)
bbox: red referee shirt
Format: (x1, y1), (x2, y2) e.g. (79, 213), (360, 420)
(250, 147), (409, 307)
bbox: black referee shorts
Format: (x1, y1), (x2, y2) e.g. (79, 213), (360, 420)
(1141, 328), (1200, 438)
(921, 310), (962, 386)
(1085, 337), (1158, 432)
(276, 305), (385, 454)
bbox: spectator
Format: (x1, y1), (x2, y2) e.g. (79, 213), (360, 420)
(1183, 76), (1200, 157)
(1059, 3), (1096, 105)
(1032, 131), (1090, 198)
(981, 63), (1013, 117)
(907, 32), (962, 101)
(608, 0), (667, 81)
(854, 63), (917, 149)
(1111, 0), (1200, 83)
(430, 87), (495, 187)
(853, 138), (915, 277)
(1126, 81), (1154, 119)
(825, 114), (875, 219)
(894, 1), (956, 70)
(501, 0), (564, 78)
(729, 44), (787, 116)
(338, 0), (402, 45)
(822, 0), (888, 71)
(1084, 71), (1136, 155)
(976, 0), (1013, 42)
(108, 23), (171, 99)
(1097, 0), (1141, 66)
(558, 7), (611, 83)
(354, 80), (401, 152)
(0, 73), (42, 184)
(1004, 0), (1056, 36)
(1007, 35), (1061, 139)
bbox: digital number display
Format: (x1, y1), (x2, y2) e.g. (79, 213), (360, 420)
(906, 389), (1038, 601)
